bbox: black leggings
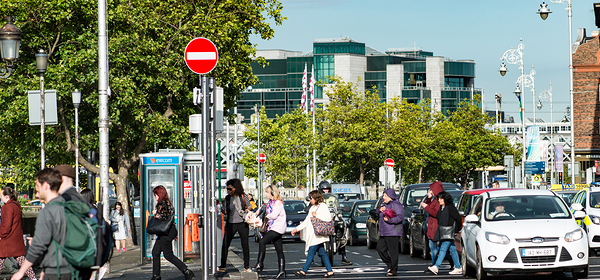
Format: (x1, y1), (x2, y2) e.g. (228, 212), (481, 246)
(259, 230), (284, 261)
(152, 225), (188, 276)
(220, 222), (250, 269)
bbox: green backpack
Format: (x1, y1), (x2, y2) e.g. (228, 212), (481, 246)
(49, 200), (97, 278)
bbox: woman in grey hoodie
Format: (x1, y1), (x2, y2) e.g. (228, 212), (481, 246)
(376, 188), (404, 276)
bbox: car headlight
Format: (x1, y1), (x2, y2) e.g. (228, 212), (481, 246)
(356, 223), (366, 229)
(485, 232), (510, 244)
(565, 228), (584, 242)
(589, 215), (600, 225)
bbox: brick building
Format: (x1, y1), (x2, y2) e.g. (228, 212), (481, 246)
(573, 28), (600, 182)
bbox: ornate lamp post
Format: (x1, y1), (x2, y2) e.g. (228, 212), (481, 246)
(500, 38), (527, 187)
(0, 16), (22, 79)
(537, 0), (576, 183)
(35, 50), (48, 169)
(72, 89), (81, 189)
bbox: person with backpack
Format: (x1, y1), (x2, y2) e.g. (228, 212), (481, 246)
(0, 187), (37, 280)
(151, 185), (195, 280)
(12, 168), (72, 280)
(110, 202), (131, 252)
(218, 178), (252, 273)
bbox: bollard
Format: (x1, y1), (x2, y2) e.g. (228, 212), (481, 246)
(185, 214), (193, 252)
(190, 213), (200, 242)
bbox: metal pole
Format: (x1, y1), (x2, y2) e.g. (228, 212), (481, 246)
(75, 106), (79, 189)
(98, 0), (110, 221)
(226, 113), (230, 180)
(256, 105), (262, 203)
(551, 90), (554, 184)
(40, 74), (45, 169)
(312, 110), (316, 191)
(210, 78), (218, 274)
(234, 107), (238, 179)
(567, 0), (575, 183)
(201, 75), (209, 280)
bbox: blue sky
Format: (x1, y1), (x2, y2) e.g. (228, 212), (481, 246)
(250, 0), (599, 123)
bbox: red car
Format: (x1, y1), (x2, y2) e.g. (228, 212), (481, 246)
(454, 188), (511, 255)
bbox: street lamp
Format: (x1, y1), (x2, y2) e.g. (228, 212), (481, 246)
(36, 49), (48, 169)
(494, 93), (502, 125)
(537, 0), (576, 183)
(500, 39), (527, 187)
(72, 89), (81, 189)
(0, 16), (22, 79)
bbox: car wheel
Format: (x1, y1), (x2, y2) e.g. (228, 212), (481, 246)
(366, 228), (376, 249)
(461, 242), (472, 277)
(399, 233), (408, 254)
(572, 265), (589, 279)
(476, 246), (487, 280)
(409, 232), (416, 257)
(327, 236), (335, 265)
(347, 228), (354, 246)
(421, 233), (428, 260)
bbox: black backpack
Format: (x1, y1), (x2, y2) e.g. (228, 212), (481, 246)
(95, 203), (114, 268)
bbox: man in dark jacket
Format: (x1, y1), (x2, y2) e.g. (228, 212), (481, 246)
(420, 181), (444, 267)
(376, 188), (404, 276)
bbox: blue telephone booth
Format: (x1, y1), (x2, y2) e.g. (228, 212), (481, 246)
(139, 152), (184, 262)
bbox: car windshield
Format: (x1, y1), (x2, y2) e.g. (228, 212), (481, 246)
(558, 192), (577, 205)
(485, 195), (571, 221)
(339, 202), (353, 218)
(405, 189), (428, 206)
(353, 203), (373, 217)
(284, 202), (307, 215)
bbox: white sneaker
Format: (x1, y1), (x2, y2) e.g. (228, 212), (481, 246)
(243, 268), (253, 273)
(428, 265), (439, 275)
(449, 268), (462, 275)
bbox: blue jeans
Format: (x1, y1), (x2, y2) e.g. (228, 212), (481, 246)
(428, 239), (439, 265)
(302, 244), (332, 272)
(434, 240), (461, 269)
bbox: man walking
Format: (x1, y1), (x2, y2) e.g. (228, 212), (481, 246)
(12, 168), (71, 280)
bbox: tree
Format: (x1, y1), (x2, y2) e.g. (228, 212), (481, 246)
(239, 108), (313, 188)
(0, 0), (284, 244)
(317, 77), (387, 186)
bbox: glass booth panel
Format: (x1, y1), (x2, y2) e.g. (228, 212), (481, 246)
(144, 166), (179, 257)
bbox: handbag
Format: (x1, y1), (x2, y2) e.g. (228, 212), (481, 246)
(310, 205), (334, 236)
(259, 215), (269, 234)
(438, 224), (455, 240)
(112, 223), (119, 232)
(146, 215), (174, 235)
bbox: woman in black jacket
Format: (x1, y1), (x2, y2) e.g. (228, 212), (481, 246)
(427, 191), (462, 275)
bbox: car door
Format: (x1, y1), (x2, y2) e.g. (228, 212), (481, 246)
(367, 197), (382, 242)
(464, 196), (483, 266)
(455, 193), (471, 254)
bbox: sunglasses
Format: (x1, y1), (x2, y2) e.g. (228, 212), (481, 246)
(227, 188), (233, 191)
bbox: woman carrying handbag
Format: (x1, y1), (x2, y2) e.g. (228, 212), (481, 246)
(291, 190), (334, 278)
(218, 178), (252, 272)
(252, 185), (286, 278)
(150, 185), (195, 280)
(427, 191), (462, 275)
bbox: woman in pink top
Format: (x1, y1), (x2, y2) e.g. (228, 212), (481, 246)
(252, 185), (286, 278)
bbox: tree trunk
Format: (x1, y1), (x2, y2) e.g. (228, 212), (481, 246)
(418, 167), (423, 183)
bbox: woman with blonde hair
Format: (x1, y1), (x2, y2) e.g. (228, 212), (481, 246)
(291, 190), (334, 278)
(252, 185), (286, 278)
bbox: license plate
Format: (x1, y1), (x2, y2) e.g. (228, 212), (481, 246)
(521, 248), (555, 257)
(286, 227), (294, 232)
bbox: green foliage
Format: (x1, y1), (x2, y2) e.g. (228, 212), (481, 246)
(0, 0), (284, 196)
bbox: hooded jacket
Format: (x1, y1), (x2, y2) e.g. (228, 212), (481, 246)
(424, 181), (444, 240)
(376, 188), (404, 237)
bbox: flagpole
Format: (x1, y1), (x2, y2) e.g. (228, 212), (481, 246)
(310, 65), (316, 190)
(301, 63), (309, 189)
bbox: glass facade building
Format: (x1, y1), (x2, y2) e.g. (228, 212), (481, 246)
(238, 38), (481, 122)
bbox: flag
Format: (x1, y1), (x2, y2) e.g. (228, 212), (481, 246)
(309, 65), (315, 114)
(555, 143), (563, 172)
(526, 125), (540, 161)
(300, 63), (307, 112)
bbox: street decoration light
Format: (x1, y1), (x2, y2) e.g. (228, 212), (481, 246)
(35, 49), (48, 169)
(72, 89), (81, 189)
(0, 16), (22, 79)
(537, 0), (575, 183)
(500, 39), (527, 187)
(539, 83), (555, 184)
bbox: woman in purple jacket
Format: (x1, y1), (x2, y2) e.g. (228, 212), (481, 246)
(252, 185), (286, 278)
(376, 188), (404, 277)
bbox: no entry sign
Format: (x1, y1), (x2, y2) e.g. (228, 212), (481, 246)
(384, 158), (395, 168)
(256, 153), (266, 163)
(184, 37), (219, 74)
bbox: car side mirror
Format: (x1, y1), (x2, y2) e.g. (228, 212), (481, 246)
(573, 210), (586, 220)
(458, 210), (465, 216)
(465, 214), (479, 223)
(571, 203), (584, 211)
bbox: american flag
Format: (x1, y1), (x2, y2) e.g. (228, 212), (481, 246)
(300, 64), (307, 111)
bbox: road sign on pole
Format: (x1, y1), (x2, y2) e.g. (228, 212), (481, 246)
(256, 153), (266, 163)
(384, 158), (395, 168)
(184, 37), (218, 74)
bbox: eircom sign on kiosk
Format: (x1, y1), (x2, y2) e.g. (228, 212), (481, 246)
(139, 153), (184, 261)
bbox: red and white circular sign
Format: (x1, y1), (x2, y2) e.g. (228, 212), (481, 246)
(184, 180), (191, 189)
(256, 153), (266, 163)
(184, 37), (219, 74)
(384, 158), (395, 168)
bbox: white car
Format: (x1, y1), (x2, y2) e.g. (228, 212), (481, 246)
(461, 189), (588, 280)
(569, 186), (600, 253)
